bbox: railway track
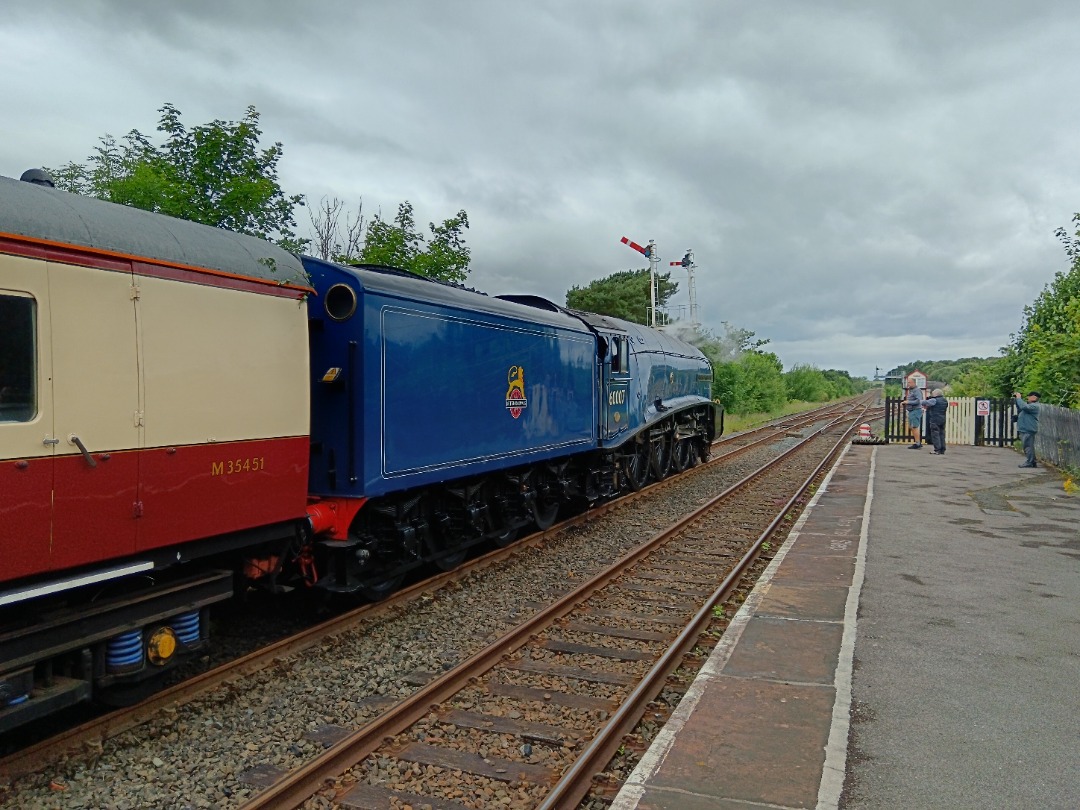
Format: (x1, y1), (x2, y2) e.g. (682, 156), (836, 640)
(0, 397), (876, 808)
(240, 406), (867, 809)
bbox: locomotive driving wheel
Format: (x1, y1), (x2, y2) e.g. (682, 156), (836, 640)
(491, 486), (522, 547)
(671, 437), (696, 472)
(649, 432), (673, 480)
(621, 437), (650, 491)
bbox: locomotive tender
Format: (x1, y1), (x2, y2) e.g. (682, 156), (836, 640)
(0, 173), (715, 733)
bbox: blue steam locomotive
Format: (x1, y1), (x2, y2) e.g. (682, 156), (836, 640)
(301, 258), (717, 599)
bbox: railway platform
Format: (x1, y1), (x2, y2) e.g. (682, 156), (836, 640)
(610, 441), (1080, 809)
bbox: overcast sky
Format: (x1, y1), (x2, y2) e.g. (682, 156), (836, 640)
(4, 1), (1079, 379)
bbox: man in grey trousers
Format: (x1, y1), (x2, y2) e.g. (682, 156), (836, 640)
(1013, 391), (1041, 468)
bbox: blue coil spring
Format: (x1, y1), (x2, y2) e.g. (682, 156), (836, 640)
(106, 630), (144, 672)
(170, 611), (201, 646)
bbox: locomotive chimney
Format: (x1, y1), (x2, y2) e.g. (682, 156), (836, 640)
(20, 168), (56, 187)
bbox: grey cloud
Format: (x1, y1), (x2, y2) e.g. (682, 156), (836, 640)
(4, 0), (1080, 378)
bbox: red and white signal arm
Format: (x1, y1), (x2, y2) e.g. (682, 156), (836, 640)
(905, 370), (927, 390)
(976, 398), (991, 416)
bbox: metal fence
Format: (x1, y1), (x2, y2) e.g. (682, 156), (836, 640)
(884, 397), (1016, 447)
(883, 397), (1079, 468)
(1032, 404), (1080, 470)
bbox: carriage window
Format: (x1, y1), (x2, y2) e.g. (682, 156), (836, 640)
(0, 294), (36, 423)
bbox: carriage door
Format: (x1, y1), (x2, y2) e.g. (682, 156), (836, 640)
(48, 263), (141, 571)
(0, 260), (54, 582)
(603, 334), (630, 440)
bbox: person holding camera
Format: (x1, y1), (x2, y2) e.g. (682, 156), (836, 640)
(1013, 391), (1041, 468)
(922, 388), (949, 454)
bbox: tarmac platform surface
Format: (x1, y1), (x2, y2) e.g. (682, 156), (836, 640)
(609, 442), (1080, 810)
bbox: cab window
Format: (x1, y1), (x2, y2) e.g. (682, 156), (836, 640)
(611, 337), (626, 374)
(0, 294), (36, 422)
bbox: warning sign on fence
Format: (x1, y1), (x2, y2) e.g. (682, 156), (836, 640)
(976, 398), (990, 416)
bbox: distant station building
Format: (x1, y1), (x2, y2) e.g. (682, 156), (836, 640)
(904, 369), (927, 391)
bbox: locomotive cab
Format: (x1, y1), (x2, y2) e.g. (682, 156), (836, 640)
(601, 332), (631, 441)
(558, 307), (717, 491)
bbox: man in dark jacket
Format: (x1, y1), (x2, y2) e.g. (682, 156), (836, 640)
(922, 388), (949, 454)
(1013, 391), (1040, 467)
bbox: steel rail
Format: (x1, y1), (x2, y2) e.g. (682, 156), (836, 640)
(536, 411), (862, 808)
(239, 407), (867, 808)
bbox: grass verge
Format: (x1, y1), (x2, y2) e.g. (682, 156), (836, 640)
(723, 400), (850, 434)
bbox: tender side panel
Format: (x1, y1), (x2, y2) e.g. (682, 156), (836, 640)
(136, 274), (309, 550)
(373, 304), (596, 489)
(0, 255), (54, 582)
(48, 262), (141, 570)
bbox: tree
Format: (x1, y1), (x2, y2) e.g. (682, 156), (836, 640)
(356, 201), (471, 284)
(710, 361), (743, 412)
(821, 369), (869, 397)
(1017, 296), (1080, 406)
(413, 208), (471, 282)
(710, 351), (786, 414)
(949, 359), (1003, 397)
(738, 351), (787, 413)
(566, 269), (678, 325)
(784, 364), (831, 402)
(47, 103), (306, 251)
(886, 357), (1000, 386)
(309, 197), (365, 263)
(690, 323), (768, 366)
(675, 323), (772, 412)
(989, 214), (1080, 405)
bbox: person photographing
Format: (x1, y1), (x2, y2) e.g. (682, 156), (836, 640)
(922, 388), (949, 454)
(1013, 391), (1041, 468)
